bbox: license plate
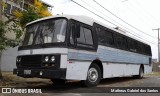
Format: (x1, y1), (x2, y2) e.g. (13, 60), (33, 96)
(24, 70), (31, 75)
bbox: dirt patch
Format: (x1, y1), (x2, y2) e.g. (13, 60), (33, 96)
(0, 72), (52, 87)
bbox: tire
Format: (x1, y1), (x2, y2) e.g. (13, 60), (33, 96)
(133, 66), (144, 79)
(82, 64), (101, 87)
(51, 79), (66, 85)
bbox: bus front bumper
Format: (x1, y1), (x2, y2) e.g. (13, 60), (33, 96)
(13, 68), (66, 79)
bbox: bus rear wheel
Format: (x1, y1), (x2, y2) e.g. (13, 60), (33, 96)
(82, 64), (101, 87)
(133, 66), (144, 79)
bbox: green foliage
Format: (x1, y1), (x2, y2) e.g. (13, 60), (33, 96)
(0, 21), (5, 38)
(19, 7), (40, 29)
(0, 20), (22, 51)
(14, 0), (52, 29)
(0, 0), (52, 51)
(9, 22), (23, 40)
(0, 20), (7, 50)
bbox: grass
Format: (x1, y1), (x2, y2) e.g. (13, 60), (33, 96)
(145, 72), (160, 76)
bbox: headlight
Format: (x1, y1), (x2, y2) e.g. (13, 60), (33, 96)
(19, 57), (21, 62)
(16, 57), (19, 62)
(44, 56), (49, 62)
(51, 56), (55, 62)
(16, 57), (21, 62)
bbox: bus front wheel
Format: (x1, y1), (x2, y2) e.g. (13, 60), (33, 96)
(82, 64), (101, 87)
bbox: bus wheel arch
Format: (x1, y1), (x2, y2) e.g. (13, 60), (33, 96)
(140, 64), (144, 73)
(139, 64), (144, 78)
(82, 60), (103, 87)
(91, 60), (103, 78)
(133, 64), (144, 79)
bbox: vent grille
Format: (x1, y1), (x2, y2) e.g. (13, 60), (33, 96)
(21, 55), (42, 67)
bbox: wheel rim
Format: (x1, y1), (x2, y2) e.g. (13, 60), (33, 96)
(88, 68), (98, 82)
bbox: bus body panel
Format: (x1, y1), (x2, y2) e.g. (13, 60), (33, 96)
(102, 63), (140, 78)
(61, 54), (68, 68)
(144, 65), (152, 74)
(67, 46), (151, 66)
(66, 61), (90, 80)
(97, 45), (150, 64)
(66, 49), (96, 80)
(65, 45), (152, 80)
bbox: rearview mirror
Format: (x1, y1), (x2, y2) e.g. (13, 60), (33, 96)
(76, 24), (80, 38)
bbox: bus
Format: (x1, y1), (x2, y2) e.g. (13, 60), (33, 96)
(13, 15), (152, 87)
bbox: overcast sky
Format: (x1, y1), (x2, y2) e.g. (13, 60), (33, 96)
(42, 0), (160, 59)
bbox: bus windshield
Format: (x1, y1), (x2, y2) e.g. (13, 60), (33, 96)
(23, 18), (67, 46)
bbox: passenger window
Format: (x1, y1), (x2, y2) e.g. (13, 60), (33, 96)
(76, 26), (93, 47)
(83, 27), (93, 45)
(128, 39), (137, 52)
(105, 31), (114, 45)
(143, 45), (148, 55)
(96, 28), (106, 44)
(115, 34), (127, 49)
(96, 27), (114, 46)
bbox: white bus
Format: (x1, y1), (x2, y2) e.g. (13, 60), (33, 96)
(13, 15), (152, 87)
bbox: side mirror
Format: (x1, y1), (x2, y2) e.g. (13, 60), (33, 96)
(71, 24), (75, 38)
(76, 24), (80, 38)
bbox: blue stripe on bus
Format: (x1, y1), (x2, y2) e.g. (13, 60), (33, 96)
(68, 48), (149, 64)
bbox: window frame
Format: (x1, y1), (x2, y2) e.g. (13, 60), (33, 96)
(94, 23), (115, 47)
(19, 17), (69, 50)
(94, 23), (152, 56)
(76, 25), (93, 47)
(68, 19), (96, 51)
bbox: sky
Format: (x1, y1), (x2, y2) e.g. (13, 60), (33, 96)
(42, 0), (160, 59)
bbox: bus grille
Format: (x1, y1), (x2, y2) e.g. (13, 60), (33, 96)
(21, 55), (42, 67)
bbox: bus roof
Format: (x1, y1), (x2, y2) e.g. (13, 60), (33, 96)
(26, 15), (95, 26)
(26, 15), (149, 45)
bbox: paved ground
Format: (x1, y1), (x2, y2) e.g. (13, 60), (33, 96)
(0, 72), (160, 96)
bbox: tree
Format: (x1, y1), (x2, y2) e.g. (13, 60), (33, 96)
(14, 0), (52, 29)
(0, 0), (52, 79)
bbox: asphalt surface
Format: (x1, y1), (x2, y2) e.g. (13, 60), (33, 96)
(1, 73), (160, 96)
(34, 76), (160, 93)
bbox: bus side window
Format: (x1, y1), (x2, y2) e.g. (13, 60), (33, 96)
(76, 26), (86, 45)
(96, 27), (106, 44)
(144, 45), (150, 55)
(96, 27), (114, 46)
(83, 27), (93, 45)
(76, 26), (93, 47)
(136, 42), (142, 53)
(105, 30), (114, 46)
(128, 39), (137, 52)
(115, 34), (127, 49)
